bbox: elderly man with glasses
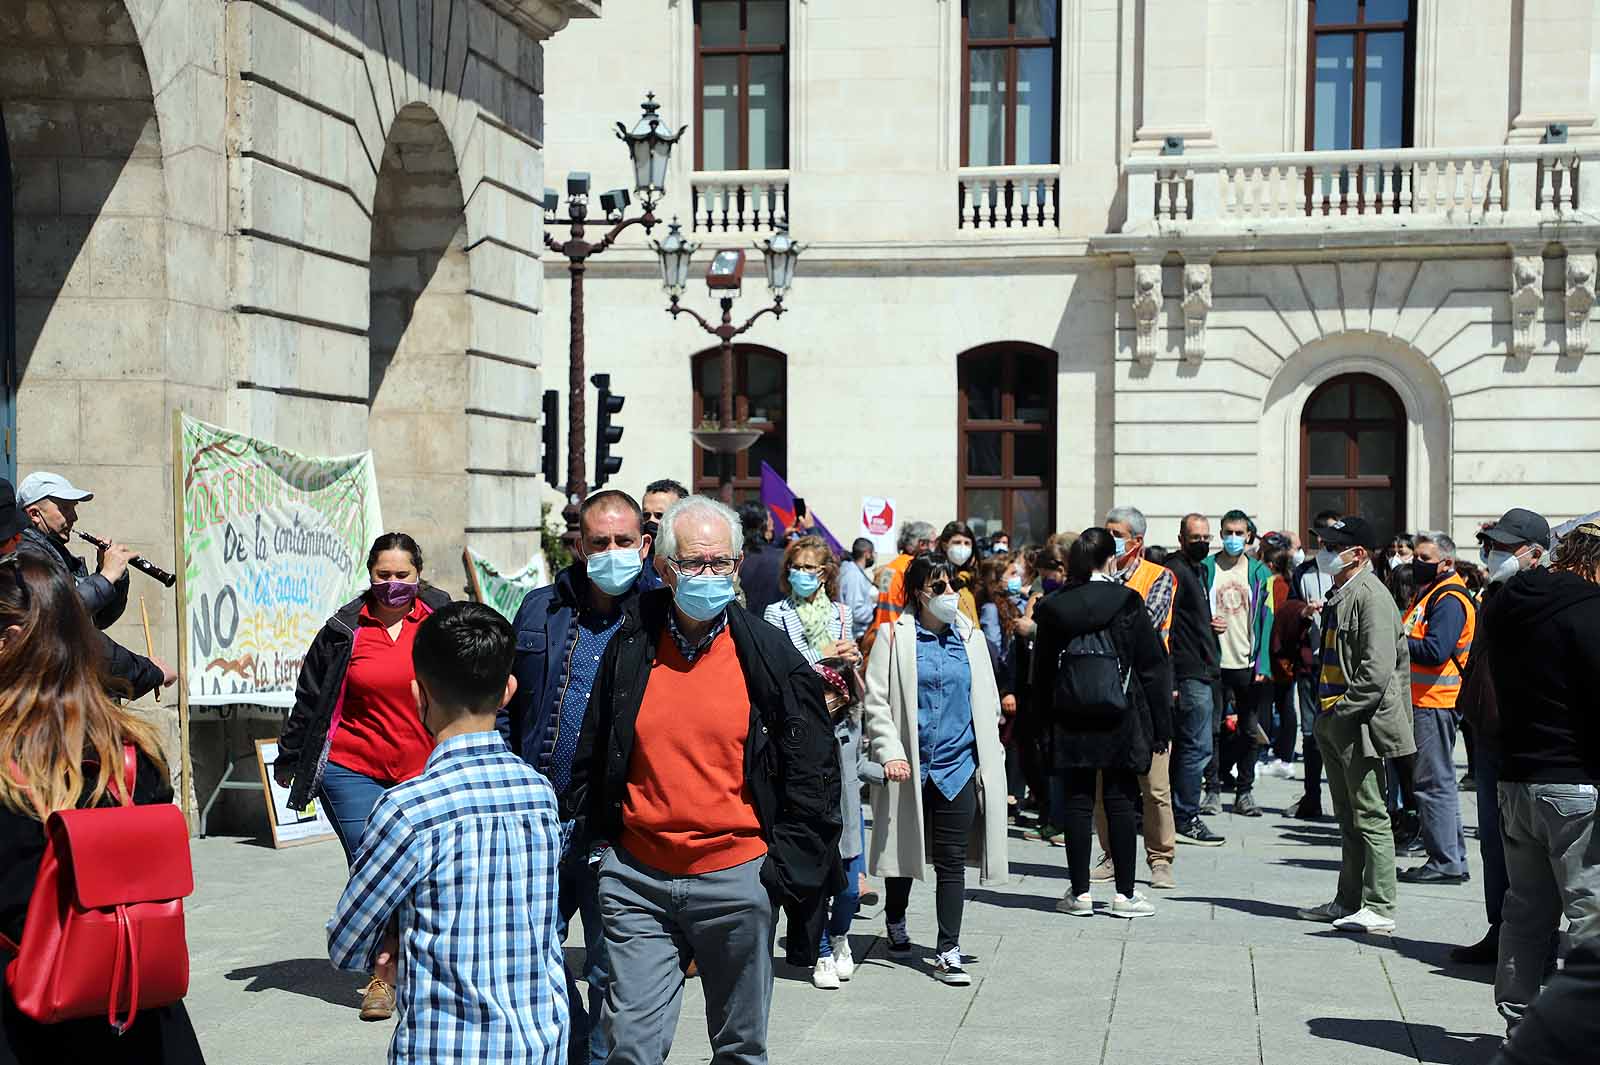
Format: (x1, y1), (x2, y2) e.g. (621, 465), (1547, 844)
(564, 495), (842, 1065)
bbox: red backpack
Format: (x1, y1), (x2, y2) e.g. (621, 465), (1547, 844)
(0, 745), (194, 1032)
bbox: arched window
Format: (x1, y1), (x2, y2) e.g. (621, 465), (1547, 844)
(692, 345), (786, 502)
(958, 344), (1055, 546)
(1301, 372), (1406, 545)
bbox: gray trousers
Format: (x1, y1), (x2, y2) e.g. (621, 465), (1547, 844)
(1412, 707), (1468, 876)
(1495, 781), (1600, 1030)
(597, 845), (774, 1065)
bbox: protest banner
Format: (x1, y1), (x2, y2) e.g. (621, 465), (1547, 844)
(462, 547), (548, 621)
(860, 496), (898, 558)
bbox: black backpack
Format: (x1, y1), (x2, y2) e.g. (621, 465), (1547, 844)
(1052, 625), (1131, 727)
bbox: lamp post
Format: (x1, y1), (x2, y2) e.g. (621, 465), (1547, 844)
(653, 220), (804, 492)
(544, 92), (684, 547)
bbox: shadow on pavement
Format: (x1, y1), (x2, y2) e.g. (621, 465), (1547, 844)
(1307, 1017), (1501, 1064)
(1272, 857), (1345, 872)
(1167, 896), (1310, 922)
(1387, 935), (1497, 985)
(968, 888), (1060, 913)
(1007, 861), (1068, 880)
(224, 958), (361, 1009)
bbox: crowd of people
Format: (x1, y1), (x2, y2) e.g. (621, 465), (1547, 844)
(2, 460), (1598, 1065)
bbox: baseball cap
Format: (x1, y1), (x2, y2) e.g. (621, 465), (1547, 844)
(1316, 516), (1378, 552)
(0, 480), (25, 543)
(1477, 507), (1551, 549)
(17, 472), (93, 508)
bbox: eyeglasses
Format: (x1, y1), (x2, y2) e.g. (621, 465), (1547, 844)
(789, 563), (824, 575)
(670, 556), (739, 577)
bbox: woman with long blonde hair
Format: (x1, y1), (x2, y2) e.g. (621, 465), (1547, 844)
(0, 555), (204, 1063)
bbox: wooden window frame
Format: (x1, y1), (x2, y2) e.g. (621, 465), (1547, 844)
(1299, 373), (1407, 544)
(960, 0), (1062, 167)
(691, 345), (787, 500)
(957, 344), (1055, 540)
(1304, 0), (1417, 152)
(694, 0), (789, 172)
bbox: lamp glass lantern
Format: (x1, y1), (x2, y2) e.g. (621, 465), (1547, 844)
(616, 93), (685, 200)
(756, 225), (804, 297)
(653, 219), (699, 298)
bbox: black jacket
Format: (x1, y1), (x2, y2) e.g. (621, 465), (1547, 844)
(563, 590), (842, 965)
(1030, 581), (1173, 773)
(278, 584), (452, 810)
(739, 540), (784, 620)
(1165, 553), (1219, 681)
(1481, 568), (1600, 784)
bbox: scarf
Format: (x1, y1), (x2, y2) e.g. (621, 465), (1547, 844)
(792, 591), (837, 657)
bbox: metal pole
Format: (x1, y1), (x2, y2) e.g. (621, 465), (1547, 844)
(563, 254), (587, 550)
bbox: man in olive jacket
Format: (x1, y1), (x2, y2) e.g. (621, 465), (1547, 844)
(1297, 516), (1416, 934)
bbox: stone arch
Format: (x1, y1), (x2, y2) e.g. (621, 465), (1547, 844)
(1259, 331), (1451, 538)
(368, 102), (471, 579)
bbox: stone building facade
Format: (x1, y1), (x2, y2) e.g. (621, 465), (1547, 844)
(2, 0), (594, 824)
(540, 0), (1600, 555)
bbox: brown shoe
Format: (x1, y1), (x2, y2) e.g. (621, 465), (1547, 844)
(1149, 862), (1176, 891)
(685, 960), (700, 980)
(359, 977), (395, 1022)
(1090, 856), (1115, 883)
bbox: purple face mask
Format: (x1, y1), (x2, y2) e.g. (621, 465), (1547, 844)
(372, 579), (419, 609)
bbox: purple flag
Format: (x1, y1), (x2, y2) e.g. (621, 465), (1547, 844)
(759, 462), (845, 557)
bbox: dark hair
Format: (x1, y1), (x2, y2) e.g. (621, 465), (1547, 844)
(939, 521), (976, 548)
(1142, 544), (1168, 565)
(1265, 546), (1294, 580)
(851, 537), (875, 561)
(413, 602), (516, 713)
(1219, 509), (1251, 534)
(1312, 509), (1340, 530)
(1033, 542), (1068, 578)
(644, 479), (689, 501)
(1067, 527), (1116, 585)
(904, 553), (958, 610)
(975, 556), (1021, 636)
(990, 528), (1010, 542)
(368, 532), (423, 573)
(580, 489), (643, 532)
(1383, 558), (1416, 610)
(1553, 527), (1600, 585)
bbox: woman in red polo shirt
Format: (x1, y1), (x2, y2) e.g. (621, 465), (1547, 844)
(274, 532), (450, 1019)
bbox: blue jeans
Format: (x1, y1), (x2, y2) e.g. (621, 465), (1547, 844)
(1172, 677), (1215, 825)
(318, 761), (388, 866)
(559, 837), (610, 1065)
(818, 849), (865, 956)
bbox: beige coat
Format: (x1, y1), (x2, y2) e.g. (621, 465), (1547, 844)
(862, 612), (1010, 886)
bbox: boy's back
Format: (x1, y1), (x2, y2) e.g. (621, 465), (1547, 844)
(329, 731), (567, 1065)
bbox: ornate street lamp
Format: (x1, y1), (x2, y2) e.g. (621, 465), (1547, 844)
(616, 93), (684, 202)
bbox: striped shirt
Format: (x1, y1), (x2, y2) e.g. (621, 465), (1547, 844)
(328, 731), (566, 1065)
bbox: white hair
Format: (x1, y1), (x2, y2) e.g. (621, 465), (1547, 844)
(1414, 530), (1457, 559)
(1105, 505), (1147, 538)
(658, 495), (741, 560)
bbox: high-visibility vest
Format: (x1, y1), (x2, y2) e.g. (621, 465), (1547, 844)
(1124, 558), (1174, 650)
(862, 553), (913, 654)
(1403, 571), (1476, 710)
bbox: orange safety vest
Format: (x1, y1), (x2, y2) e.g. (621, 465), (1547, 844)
(1124, 558), (1175, 650)
(1404, 571), (1476, 710)
(862, 553), (913, 654)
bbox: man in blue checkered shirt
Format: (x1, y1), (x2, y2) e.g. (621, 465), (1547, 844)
(329, 601), (567, 1065)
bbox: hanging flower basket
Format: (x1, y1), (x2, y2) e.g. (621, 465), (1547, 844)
(690, 424), (763, 454)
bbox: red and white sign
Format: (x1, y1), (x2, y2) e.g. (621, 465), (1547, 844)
(860, 497), (898, 556)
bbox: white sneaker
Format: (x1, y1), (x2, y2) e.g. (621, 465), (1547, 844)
(1110, 892), (1156, 919)
(1056, 892), (1095, 917)
(811, 955), (841, 990)
(1332, 907), (1396, 934)
(831, 936), (854, 981)
(1297, 899), (1354, 923)
(1263, 758), (1297, 780)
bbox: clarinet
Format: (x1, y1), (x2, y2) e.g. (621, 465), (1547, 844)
(76, 532), (178, 588)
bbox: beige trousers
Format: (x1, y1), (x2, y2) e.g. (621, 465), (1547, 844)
(1094, 749), (1176, 867)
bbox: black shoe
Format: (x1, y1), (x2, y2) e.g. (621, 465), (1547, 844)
(1233, 791), (1263, 817)
(1398, 865), (1471, 885)
(1459, 774), (1477, 793)
(1286, 795), (1324, 820)
(1177, 818), (1226, 847)
(1394, 834), (1427, 858)
(1200, 790), (1222, 816)
(1449, 924), (1500, 965)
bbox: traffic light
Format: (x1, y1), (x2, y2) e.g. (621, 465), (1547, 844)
(592, 373), (624, 489)
(541, 389), (560, 490)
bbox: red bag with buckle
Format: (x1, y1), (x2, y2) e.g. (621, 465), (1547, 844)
(1, 744), (194, 1032)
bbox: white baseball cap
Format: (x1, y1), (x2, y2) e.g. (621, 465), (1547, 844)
(18, 472), (94, 508)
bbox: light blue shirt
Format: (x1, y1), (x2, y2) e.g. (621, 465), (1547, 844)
(914, 619), (977, 800)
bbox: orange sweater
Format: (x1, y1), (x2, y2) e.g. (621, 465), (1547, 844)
(620, 628), (768, 875)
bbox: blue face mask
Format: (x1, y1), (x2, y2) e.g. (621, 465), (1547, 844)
(673, 573), (738, 621)
(1222, 534), (1246, 557)
(1006, 576), (1023, 595)
(789, 570), (822, 600)
(1112, 536), (1127, 558)
(586, 547), (643, 595)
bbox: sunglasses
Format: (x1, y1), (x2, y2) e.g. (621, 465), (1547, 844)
(926, 578), (955, 595)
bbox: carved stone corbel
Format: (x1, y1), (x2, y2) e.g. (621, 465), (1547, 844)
(1510, 251), (1544, 358)
(1565, 249), (1596, 357)
(1182, 261), (1213, 363)
(1132, 263), (1163, 365)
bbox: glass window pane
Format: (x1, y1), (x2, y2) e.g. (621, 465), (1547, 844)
(1014, 432), (1049, 478)
(1307, 382), (1349, 418)
(1016, 47), (1056, 165)
(1313, 33), (1355, 150)
(965, 490), (1004, 539)
(1315, 0), (1358, 25)
(1364, 0), (1410, 22)
(696, 357), (722, 422)
(967, 432), (1002, 476)
(748, 55), (787, 169)
(1353, 379), (1395, 418)
(1357, 429), (1397, 477)
(700, 0), (739, 45)
(1012, 489), (1052, 548)
(960, 356), (1003, 420)
(747, 0), (786, 44)
(1355, 489), (1397, 546)
(1308, 430), (1347, 477)
(745, 353), (783, 424)
(1364, 32), (1407, 150)
(967, 48), (1007, 166)
(968, 0), (1008, 38)
(701, 56), (741, 171)
(747, 428), (785, 481)
(1015, 358), (1052, 423)
(1015, 0), (1058, 38)
(1307, 489), (1348, 536)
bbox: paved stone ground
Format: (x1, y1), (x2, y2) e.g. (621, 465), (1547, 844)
(186, 755), (1506, 1065)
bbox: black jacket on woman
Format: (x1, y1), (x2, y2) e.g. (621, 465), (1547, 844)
(0, 751), (205, 1064)
(1029, 581), (1173, 774)
(278, 583), (452, 811)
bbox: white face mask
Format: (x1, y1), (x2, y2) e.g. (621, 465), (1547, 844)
(927, 592), (962, 624)
(947, 544), (973, 567)
(1291, 548), (1306, 568)
(1388, 555), (1405, 570)
(1316, 547), (1353, 578)
(1485, 548), (1524, 584)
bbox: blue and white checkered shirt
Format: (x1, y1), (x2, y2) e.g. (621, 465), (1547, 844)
(328, 731), (567, 1065)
